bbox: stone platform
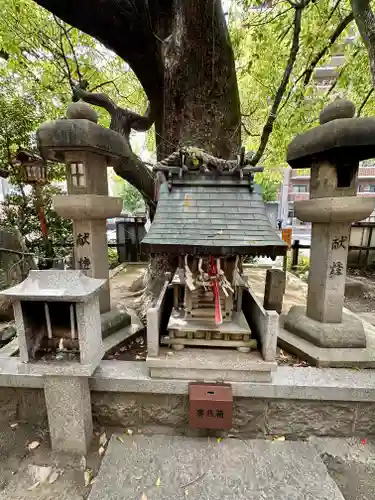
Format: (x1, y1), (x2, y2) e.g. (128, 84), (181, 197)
(88, 435), (344, 500)
(147, 347), (276, 382)
(279, 313), (375, 368)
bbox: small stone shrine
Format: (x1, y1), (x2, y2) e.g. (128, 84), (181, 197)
(1, 270), (104, 453)
(143, 151), (287, 381)
(280, 99), (375, 367)
(37, 102), (123, 313)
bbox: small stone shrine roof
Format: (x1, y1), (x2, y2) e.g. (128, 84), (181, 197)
(142, 173), (286, 257)
(1, 270), (105, 302)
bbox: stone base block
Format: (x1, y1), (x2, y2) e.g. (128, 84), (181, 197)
(147, 347), (276, 383)
(44, 376), (93, 454)
(18, 348), (103, 377)
(279, 314), (375, 368)
(285, 306), (366, 348)
(101, 307), (131, 339)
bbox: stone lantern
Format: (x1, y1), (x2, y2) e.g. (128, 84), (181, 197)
(15, 150), (47, 185)
(37, 102), (124, 313)
(280, 99), (375, 367)
(1, 269), (105, 454)
(13, 150), (53, 265)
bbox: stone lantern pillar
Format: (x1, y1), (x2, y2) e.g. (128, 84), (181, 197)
(37, 102), (124, 313)
(280, 100), (375, 367)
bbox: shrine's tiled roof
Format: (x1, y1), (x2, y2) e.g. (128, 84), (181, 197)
(142, 175), (287, 257)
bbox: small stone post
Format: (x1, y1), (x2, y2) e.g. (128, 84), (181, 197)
(263, 269), (285, 314)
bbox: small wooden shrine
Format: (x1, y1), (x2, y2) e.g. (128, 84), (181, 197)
(142, 151), (287, 352)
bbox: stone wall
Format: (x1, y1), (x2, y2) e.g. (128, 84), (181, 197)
(0, 387), (47, 425)
(3, 387), (373, 438)
(146, 281), (173, 357)
(242, 287), (278, 361)
(91, 394), (375, 438)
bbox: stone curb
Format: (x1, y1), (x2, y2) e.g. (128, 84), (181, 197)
(0, 357), (375, 402)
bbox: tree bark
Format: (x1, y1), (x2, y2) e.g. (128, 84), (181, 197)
(161, 0), (241, 158)
(351, 0), (375, 89)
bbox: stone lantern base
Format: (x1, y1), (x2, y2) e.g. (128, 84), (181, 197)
(285, 306), (366, 348)
(279, 307), (375, 368)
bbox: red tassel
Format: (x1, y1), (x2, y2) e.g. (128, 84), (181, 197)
(209, 256), (222, 325)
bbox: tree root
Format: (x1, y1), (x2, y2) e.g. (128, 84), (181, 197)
(133, 254), (177, 324)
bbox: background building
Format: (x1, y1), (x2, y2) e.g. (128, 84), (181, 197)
(280, 31), (375, 224)
(287, 164), (375, 223)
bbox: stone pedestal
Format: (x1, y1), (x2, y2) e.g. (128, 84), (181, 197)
(54, 193), (122, 314)
(45, 377), (93, 454)
(307, 223), (350, 324)
(74, 219), (109, 312)
(286, 194), (375, 350)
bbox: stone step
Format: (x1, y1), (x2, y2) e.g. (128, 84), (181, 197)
(88, 435), (345, 500)
(147, 347), (275, 382)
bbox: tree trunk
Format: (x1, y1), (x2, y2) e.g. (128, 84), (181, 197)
(161, 0), (241, 159)
(32, 0), (241, 313)
(142, 1), (241, 313)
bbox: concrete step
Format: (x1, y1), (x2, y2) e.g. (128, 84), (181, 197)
(147, 347), (274, 382)
(88, 435), (345, 500)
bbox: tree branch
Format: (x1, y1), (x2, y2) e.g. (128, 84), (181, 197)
(72, 86), (156, 203)
(302, 12), (354, 85)
(89, 79), (120, 92)
(55, 23), (75, 90)
(326, 47), (361, 95)
(351, 0), (375, 88)
(242, 6), (293, 28)
(73, 86), (117, 114)
(241, 121), (260, 137)
(357, 87), (374, 115)
(53, 15), (83, 85)
(280, 11), (354, 111)
(32, 0), (170, 105)
(326, 0), (342, 24)
(250, 2), (307, 166)
(73, 87), (156, 134)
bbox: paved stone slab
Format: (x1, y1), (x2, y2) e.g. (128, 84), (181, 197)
(308, 437), (375, 500)
(89, 435), (345, 500)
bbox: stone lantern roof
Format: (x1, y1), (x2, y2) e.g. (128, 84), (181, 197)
(36, 107), (128, 163)
(142, 172), (287, 257)
(287, 99), (375, 169)
(1, 270), (105, 302)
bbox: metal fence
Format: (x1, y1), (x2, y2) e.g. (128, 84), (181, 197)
(44, 216), (149, 268)
(291, 222), (375, 270)
(115, 217), (148, 263)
